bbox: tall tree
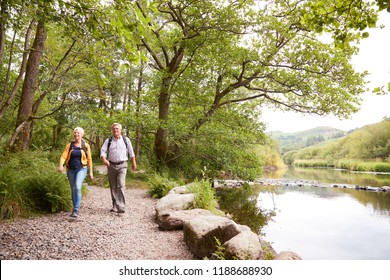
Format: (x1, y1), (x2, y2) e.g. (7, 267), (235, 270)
(13, 20), (47, 150)
(4, 0), (106, 151)
(119, 0), (370, 167)
(0, 1), (35, 120)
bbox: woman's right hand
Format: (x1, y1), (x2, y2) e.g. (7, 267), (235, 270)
(58, 165), (63, 173)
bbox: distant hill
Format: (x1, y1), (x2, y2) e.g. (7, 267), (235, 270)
(281, 118), (390, 169)
(269, 126), (347, 153)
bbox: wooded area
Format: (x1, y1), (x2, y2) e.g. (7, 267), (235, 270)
(1, 0), (388, 179)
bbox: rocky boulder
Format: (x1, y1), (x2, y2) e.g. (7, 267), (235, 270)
(157, 208), (214, 230)
(223, 230), (263, 260)
(380, 186), (390, 192)
(274, 251), (302, 260)
(155, 193), (195, 216)
(183, 215), (241, 258)
(167, 186), (189, 195)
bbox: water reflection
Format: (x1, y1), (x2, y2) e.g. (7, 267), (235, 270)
(215, 166), (390, 259)
(260, 184), (390, 217)
(258, 185), (390, 259)
(259, 166), (390, 259)
(215, 184), (274, 234)
(264, 165), (390, 187)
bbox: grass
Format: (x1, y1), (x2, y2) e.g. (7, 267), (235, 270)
(292, 159), (333, 168)
(335, 160), (390, 173)
(292, 159), (390, 173)
(146, 173), (179, 198)
(186, 179), (218, 212)
(0, 151), (71, 220)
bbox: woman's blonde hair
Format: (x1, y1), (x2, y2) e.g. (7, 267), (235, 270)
(73, 127), (85, 137)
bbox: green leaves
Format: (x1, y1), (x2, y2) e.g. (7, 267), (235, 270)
(298, 0), (380, 47)
(1, 0), (387, 180)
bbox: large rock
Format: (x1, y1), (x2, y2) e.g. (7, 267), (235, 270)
(183, 215), (241, 258)
(259, 238), (277, 259)
(223, 230), (263, 260)
(167, 186), (189, 195)
(155, 193), (195, 216)
(379, 186), (390, 192)
(274, 251), (302, 260)
(156, 208), (214, 230)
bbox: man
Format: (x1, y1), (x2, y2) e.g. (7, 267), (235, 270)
(100, 123), (137, 213)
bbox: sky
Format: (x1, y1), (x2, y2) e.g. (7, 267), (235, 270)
(262, 11), (390, 133)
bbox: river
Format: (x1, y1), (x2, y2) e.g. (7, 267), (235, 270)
(257, 166), (390, 260)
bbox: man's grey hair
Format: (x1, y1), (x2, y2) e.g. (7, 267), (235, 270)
(111, 123), (122, 130)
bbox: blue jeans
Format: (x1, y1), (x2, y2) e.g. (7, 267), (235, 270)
(67, 167), (87, 211)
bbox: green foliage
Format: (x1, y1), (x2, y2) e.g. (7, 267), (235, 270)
(0, 151), (71, 220)
(299, 0), (379, 47)
(254, 138), (285, 170)
(262, 245), (275, 260)
(164, 105), (266, 180)
(186, 179), (218, 212)
(1, 0), (383, 186)
(270, 126), (346, 154)
(209, 237), (227, 260)
(335, 160), (390, 173)
(147, 173), (178, 198)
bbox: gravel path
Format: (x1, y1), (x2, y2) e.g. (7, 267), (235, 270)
(0, 184), (195, 260)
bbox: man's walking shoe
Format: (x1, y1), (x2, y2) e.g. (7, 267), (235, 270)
(110, 208), (117, 213)
(70, 210), (78, 218)
(117, 208), (125, 214)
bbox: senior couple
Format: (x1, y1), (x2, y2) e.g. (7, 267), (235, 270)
(58, 123), (136, 218)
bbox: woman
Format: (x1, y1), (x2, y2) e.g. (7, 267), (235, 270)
(59, 127), (93, 218)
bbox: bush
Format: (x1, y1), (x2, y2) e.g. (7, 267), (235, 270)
(374, 162), (390, 173)
(0, 151), (71, 219)
(147, 173), (178, 198)
(335, 159), (390, 173)
(186, 179), (218, 211)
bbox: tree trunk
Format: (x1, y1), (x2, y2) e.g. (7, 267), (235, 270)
(0, 20), (34, 119)
(154, 75), (171, 162)
(134, 61), (144, 159)
(51, 124), (62, 151)
(0, 0), (6, 69)
(13, 20), (46, 151)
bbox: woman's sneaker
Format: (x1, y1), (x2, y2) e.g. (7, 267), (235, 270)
(70, 210), (78, 218)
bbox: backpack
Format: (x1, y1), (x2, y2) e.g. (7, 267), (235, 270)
(66, 140), (88, 166)
(107, 136), (129, 158)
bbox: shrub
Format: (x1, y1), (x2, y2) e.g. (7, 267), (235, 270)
(373, 162), (390, 173)
(147, 173), (178, 198)
(335, 159), (390, 173)
(186, 179), (218, 211)
(0, 151), (71, 219)
(24, 169), (72, 213)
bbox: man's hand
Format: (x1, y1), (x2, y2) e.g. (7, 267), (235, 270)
(102, 157), (110, 166)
